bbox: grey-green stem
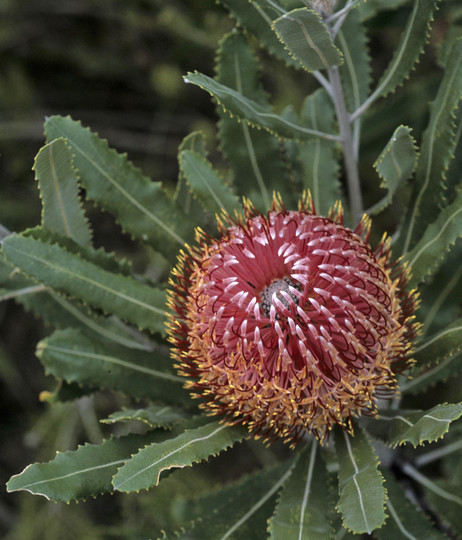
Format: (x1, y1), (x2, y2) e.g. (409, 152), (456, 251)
(328, 66), (364, 224)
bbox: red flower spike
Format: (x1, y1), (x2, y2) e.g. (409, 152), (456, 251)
(167, 197), (419, 446)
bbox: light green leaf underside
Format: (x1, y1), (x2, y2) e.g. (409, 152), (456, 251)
(44, 115), (194, 260)
(404, 188), (462, 288)
(269, 443), (334, 540)
(37, 329), (189, 404)
(2, 234), (167, 334)
(100, 404), (188, 429)
(179, 150), (242, 216)
(184, 71), (339, 143)
(375, 470), (447, 540)
(298, 89), (341, 215)
(335, 427), (386, 534)
(112, 418), (248, 492)
(336, 6), (370, 113)
(218, 0), (298, 68)
(34, 138), (92, 246)
(400, 36), (462, 253)
(175, 461), (294, 540)
(273, 8), (343, 72)
(370, 125), (418, 213)
(216, 30), (286, 211)
(357, 0), (439, 113)
(373, 404), (462, 448)
(6, 432), (164, 502)
(174, 131), (210, 225)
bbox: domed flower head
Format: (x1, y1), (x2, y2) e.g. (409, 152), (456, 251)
(167, 195), (419, 446)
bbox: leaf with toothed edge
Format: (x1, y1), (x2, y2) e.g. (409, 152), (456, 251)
(334, 426), (386, 534)
(179, 150), (243, 217)
(399, 36), (462, 254)
(403, 189), (462, 288)
(216, 30), (288, 211)
(369, 404), (462, 448)
(412, 316), (462, 369)
(170, 461), (294, 540)
(272, 8), (343, 72)
(44, 115), (195, 261)
(100, 404), (189, 429)
(34, 138), (92, 246)
(6, 431), (167, 502)
(37, 328), (191, 405)
(268, 443), (334, 540)
(112, 418), (248, 493)
(374, 470), (448, 540)
(2, 233), (167, 334)
(218, 0), (299, 69)
(185, 71), (339, 143)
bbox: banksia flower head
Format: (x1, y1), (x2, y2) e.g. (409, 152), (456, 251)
(167, 195), (419, 446)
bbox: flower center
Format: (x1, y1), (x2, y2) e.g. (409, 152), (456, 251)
(261, 277), (299, 317)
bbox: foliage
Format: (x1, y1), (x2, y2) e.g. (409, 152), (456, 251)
(2, 0), (462, 538)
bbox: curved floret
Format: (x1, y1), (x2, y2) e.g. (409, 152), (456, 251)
(167, 196), (419, 446)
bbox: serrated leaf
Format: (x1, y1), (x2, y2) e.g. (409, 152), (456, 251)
(424, 478), (462, 539)
(174, 132), (210, 225)
(33, 138), (92, 246)
(37, 328), (190, 405)
(336, 6), (370, 113)
(400, 36), (462, 253)
(372, 404), (462, 448)
(101, 404), (188, 429)
(413, 317), (462, 368)
(112, 418), (247, 493)
(216, 30), (287, 211)
(356, 0), (439, 116)
(334, 426), (386, 534)
(268, 442), (334, 540)
(179, 150), (242, 216)
(6, 432), (164, 502)
(2, 234), (167, 334)
(297, 89), (342, 215)
(218, 0), (298, 68)
(185, 71), (339, 143)
(403, 189), (462, 287)
(273, 8), (343, 72)
(370, 125), (418, 213)
(175, 461), (294, 540)
(44, 115), (194, 260)
(357, 0), (411, 21)
(375, 470), (447, 540)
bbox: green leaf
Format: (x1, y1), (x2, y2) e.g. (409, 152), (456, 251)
(33, 138), (92, 246)
(174, 132), (211, 226)
(336, 6), (370, 113)
(218, 0), (298, 68)
(176, 461), (294, 540)
(112, 418), (247, 493)
(185, 71), (339, 143)
(37, 329), (190, 405)
(413, 317), (462, 368)
(100, 404), (188, 429)
(2, 234), (167, 334)
(372, 404), (462, 448)
(357, 0), (411, 21)
(424, 478), (462, 538)
(375, 470), (447, 540)
(400, 37), (462, 253)
(6, 432), (164, 502)
(216, 30), (287, 211)
(179, 150), (242, 216)
(297, 89), (342, 215)
(272, 8), (343, 72)
(355, 0), (439, 116)
(44, 115), (194, 260)
(334, 426), (386, 534)
(268, 442), (334, 540)
(370, 125), (418, 213)
(403, 189), (462, 288)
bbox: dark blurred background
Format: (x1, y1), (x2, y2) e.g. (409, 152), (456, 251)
(1, 1), (461, 538)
